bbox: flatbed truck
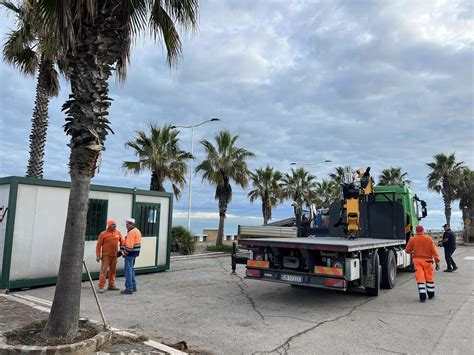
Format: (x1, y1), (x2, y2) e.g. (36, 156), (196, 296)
(232, 184), (427, 296)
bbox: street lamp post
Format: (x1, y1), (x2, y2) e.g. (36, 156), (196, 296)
(171, 118), (220, 232)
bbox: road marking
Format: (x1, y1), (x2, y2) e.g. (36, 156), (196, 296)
(1, 294), (50, 313)
(12, 293), (52, 306)
(463, 256), (474, 260)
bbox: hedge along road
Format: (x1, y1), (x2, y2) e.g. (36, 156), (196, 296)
(13, 246), (474, 354)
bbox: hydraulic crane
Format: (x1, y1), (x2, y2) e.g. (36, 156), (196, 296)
(335, 167), (374, 239)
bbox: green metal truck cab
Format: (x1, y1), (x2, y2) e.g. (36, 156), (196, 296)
(373, 185), (427, 238)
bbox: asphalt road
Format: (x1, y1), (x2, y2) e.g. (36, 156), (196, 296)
(15, 246), (474, 354)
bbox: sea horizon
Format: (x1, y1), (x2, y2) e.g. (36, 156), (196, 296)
(172, 216), (263, 236)
(172, 212), (464, 236)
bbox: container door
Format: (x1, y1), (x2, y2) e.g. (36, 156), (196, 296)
(133, 202), (160, 267)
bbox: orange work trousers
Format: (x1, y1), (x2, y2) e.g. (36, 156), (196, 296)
(413, 258), (434, 283)
(414, 258), (435, 299)
(99, 255), (118, 289)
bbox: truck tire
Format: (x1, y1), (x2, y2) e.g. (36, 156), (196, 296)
(365, 252), (380, 297)
(380, 249), (396, 289)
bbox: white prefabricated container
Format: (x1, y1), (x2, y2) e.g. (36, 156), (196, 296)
(0, 176), (173, 290)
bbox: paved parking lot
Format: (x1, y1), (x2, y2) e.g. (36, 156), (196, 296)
(15, 246), (474, 354)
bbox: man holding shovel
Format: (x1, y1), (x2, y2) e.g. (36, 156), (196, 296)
(96, 219), (123, 293)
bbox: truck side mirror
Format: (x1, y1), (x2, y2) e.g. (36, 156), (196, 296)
(421, 200), (427, 218)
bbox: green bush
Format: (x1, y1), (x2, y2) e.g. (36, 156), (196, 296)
(171, 226), (196, 255)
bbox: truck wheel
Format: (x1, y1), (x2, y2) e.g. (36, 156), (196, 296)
(365, 252), (380, 297)
(381, 250), (396, 289)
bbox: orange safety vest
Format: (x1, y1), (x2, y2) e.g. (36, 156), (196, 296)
(123, 227), (142, 257)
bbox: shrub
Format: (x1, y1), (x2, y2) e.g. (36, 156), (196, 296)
(171, 226), (196, 255)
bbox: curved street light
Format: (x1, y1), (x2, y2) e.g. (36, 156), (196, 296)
(171, 118), (221, 232)
(290, 159), (332, 166)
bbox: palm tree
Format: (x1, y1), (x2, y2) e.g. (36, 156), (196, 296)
(195, 130), (254, 246)
(427, 153), (465, 225)
(329, 166), (352, 196)
(378, 167), (411, 186)
(123, 124), (192, 199)
(38, 0), (199, 338)
(281, 167), (318, 227)
(2, 0), (63, 179)
(248, 166), (283, 224)
(315, 179), (338, 209)
(455, 167), (474, 239)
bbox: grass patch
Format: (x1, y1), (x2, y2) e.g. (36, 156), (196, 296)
(206, 245), (233, 253)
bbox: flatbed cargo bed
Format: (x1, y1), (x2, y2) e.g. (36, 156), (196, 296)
(239, 237), (406, 252)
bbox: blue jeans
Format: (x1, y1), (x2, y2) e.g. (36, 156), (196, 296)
(124, 256), (136, 291)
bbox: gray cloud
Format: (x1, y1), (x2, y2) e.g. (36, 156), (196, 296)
(1, 0), (472, 229)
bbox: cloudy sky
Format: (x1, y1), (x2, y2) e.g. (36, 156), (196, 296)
(0, 0), (472, 232)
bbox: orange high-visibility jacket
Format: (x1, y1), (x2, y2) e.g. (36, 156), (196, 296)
(405, 232), (440, 263)
(96, 229), (123, 257)
(123, 227), (142, 257)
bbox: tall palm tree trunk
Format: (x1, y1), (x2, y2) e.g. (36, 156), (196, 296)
(217, 209), (225, 246)
(461, 206), (469, 241)
(46, 59), (106, 336)
(262, 201), (268, 225)
(217, 196), (227, 246)
(26, 56), (52, 179)
(46, 4), (120, 337)
(150, 172), (165, 191)
(46, 165), (91, 337)
(443, 194), (451, 225)
(150, 172), (158, 190)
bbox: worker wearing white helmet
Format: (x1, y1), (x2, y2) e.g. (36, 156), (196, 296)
(121, 218), (142, 295)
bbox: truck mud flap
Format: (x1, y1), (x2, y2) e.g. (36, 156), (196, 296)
(362, 252), (381, 289)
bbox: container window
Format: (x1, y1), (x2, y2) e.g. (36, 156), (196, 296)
(85, 199), (108, 240)
(135, 203), (160, 237)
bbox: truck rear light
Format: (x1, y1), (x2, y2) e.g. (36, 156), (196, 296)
(246, 269), (262, 278)
(314, 266), (343, 276)
(324, 278), (345, 288)
(247, 260), (269, 268)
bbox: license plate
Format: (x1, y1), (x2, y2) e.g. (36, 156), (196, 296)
(280, 274), (304, 283)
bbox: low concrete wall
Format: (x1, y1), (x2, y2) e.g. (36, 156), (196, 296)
(203, 229), (218, 242)
(194, 233), (237, 242)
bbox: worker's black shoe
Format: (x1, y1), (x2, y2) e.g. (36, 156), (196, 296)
(452, 265), (458, 271)
(443, 269), (453, 272)
(420, 299), (426, 302)
(133, 287), (137, 292)
(121, 289), (133, 295)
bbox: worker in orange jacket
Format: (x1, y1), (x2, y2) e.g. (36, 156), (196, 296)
(405, 225), (440, 302)
(96, 219), (123, 293)
(121, 218), (142, 295)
